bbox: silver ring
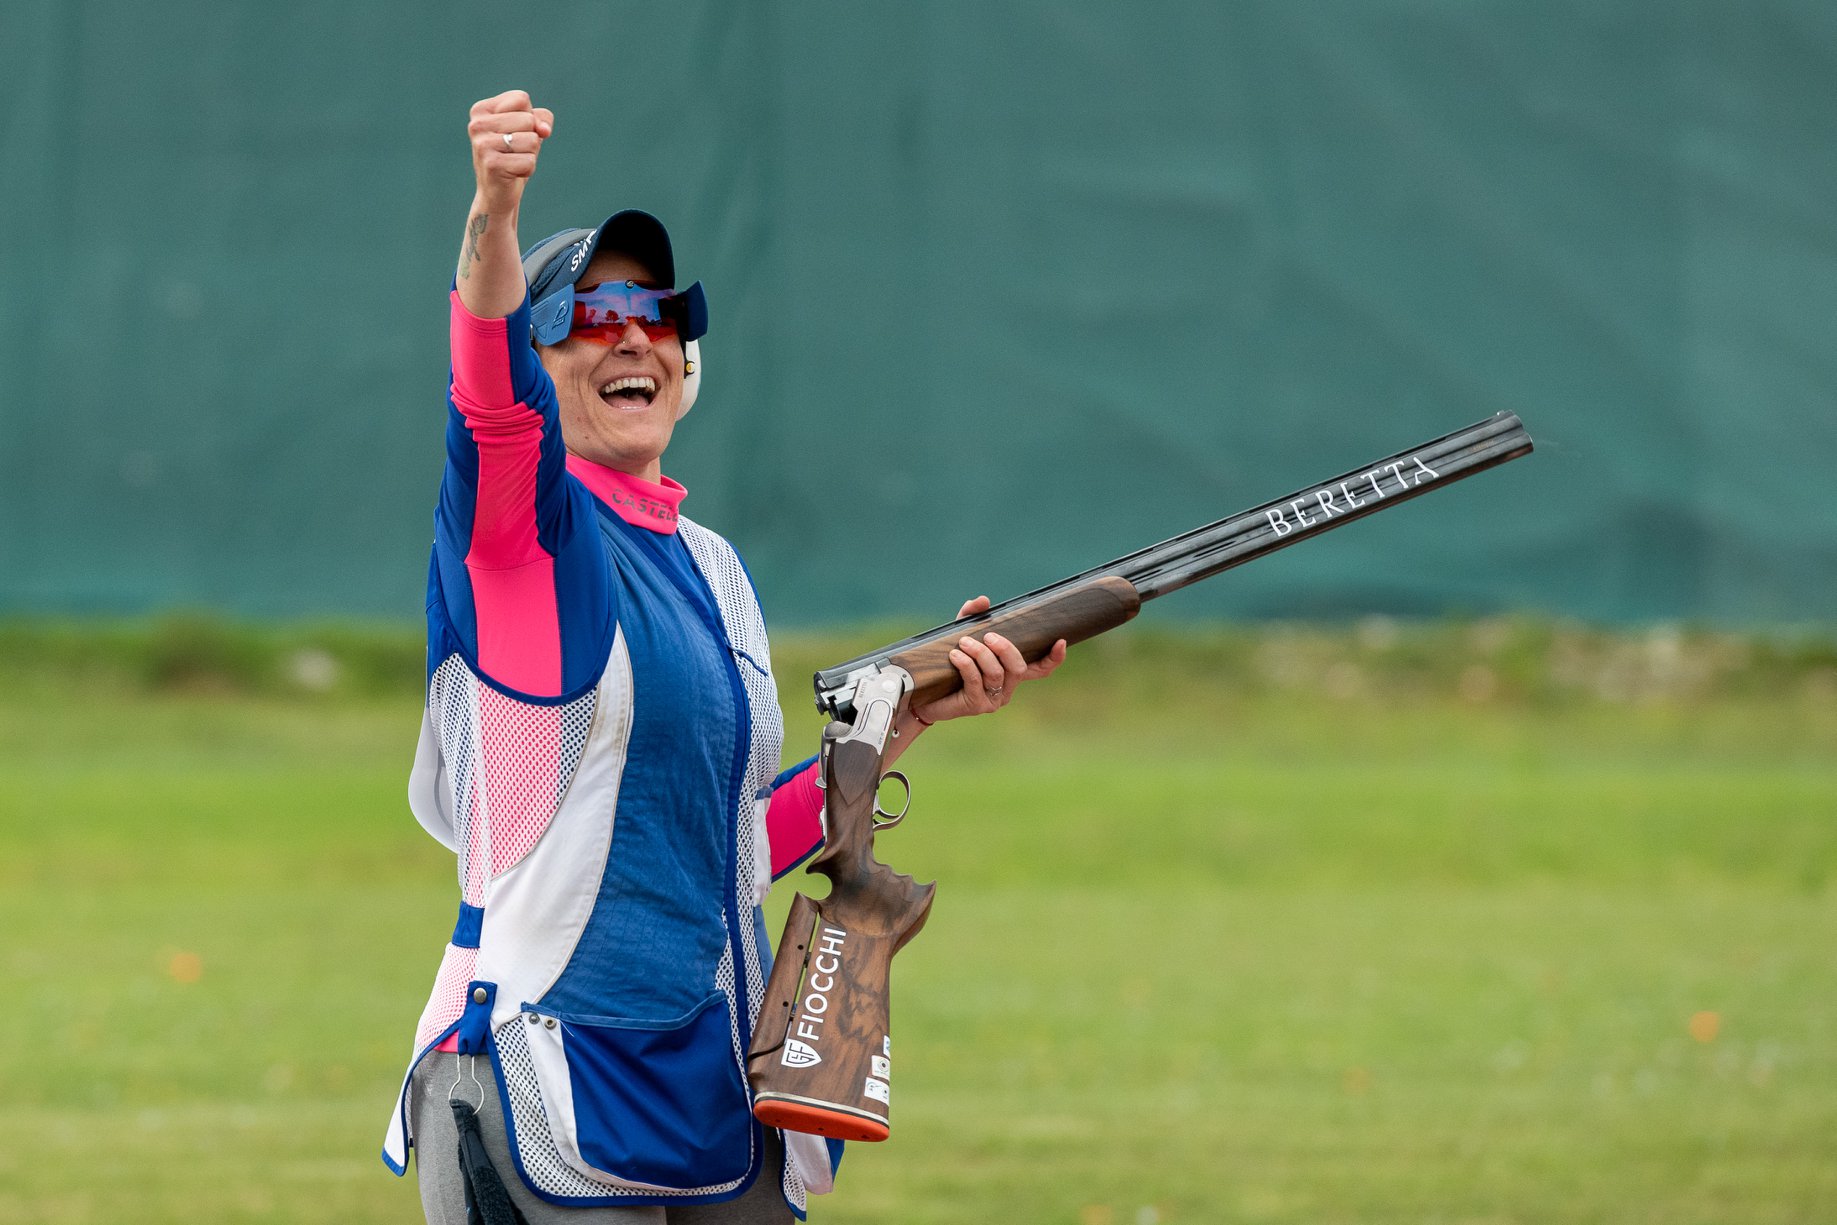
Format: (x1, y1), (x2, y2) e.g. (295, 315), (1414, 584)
(984, 686), (1004, 699)
(501, 132), (514, 149)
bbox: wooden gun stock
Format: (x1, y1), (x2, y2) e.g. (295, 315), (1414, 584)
(746, 728), (935, 1142)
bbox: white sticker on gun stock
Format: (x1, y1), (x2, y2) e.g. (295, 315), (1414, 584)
(781, 925), (848, 1067)
(864, 1077), (890, 1104)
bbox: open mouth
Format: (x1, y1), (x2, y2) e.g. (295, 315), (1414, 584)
(599, 375), (658, 409)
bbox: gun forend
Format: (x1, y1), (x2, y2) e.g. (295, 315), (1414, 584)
(893, 576), (1141, 711)
(817, 576), (1141, 720)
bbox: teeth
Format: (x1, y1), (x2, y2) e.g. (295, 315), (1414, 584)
(600, 376), (657, 396)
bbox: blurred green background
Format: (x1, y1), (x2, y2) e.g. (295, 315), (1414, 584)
(3, 2), (1835, 1222)
(1, 622), (1834, 1223)
(5, 1), (1836, 622)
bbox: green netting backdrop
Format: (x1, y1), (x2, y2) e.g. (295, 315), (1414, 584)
(3, 2), (1833, 623)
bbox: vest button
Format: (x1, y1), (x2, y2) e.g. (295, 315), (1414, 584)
(544, 1017), (558, 1030)
(471, 987), (488, 1004)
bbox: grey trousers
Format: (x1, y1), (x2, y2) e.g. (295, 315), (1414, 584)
(411, 1052), (795, 1225)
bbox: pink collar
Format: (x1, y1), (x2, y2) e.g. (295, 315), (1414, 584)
(565, 455), (686, 534)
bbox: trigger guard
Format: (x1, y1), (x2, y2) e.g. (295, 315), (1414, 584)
(871, 769), (911, 829)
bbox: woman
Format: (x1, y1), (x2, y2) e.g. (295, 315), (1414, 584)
(380, 90), (1066, 1223)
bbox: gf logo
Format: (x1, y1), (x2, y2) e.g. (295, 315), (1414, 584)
(781, 1039), (822, 1068)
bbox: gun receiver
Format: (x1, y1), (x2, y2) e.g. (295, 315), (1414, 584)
(814, 412), (1534, 720)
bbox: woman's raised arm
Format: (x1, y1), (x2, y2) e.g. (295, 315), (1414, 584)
(434, 91), (611, 698)
(455, 90), (553, 318)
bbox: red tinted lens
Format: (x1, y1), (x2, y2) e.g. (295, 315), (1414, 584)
(569, 282), (679, 343)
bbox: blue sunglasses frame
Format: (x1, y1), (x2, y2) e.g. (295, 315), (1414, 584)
(531, 280), (708, 346)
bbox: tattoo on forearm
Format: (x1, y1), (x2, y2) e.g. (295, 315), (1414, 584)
(459, 213), (488, 280)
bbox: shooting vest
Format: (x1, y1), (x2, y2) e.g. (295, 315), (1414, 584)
(381, 507), (836, 1212)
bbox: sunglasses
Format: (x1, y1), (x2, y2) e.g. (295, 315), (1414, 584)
(532, 278), (708, 346)
(572, 281), (683, 343)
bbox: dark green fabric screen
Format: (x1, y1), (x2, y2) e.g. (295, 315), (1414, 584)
(3, 2), (1833, 623)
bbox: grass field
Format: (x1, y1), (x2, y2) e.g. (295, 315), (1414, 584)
(1, 619), (1833, 1223)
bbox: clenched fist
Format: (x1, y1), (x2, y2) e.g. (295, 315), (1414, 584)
(467, 90), (554, 214)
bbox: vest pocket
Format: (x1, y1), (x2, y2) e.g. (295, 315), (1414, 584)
(521, 992), (753, 1192)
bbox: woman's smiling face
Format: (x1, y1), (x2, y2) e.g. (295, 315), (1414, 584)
(539, 250), (685, 480)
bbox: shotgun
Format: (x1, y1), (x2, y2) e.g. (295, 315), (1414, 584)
(746, 411), (1534, 1141)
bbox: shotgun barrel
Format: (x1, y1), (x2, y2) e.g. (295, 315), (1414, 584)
(814, 412), (1534, 720)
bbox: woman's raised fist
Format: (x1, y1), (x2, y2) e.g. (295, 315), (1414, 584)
(467, 90), (554, 213)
